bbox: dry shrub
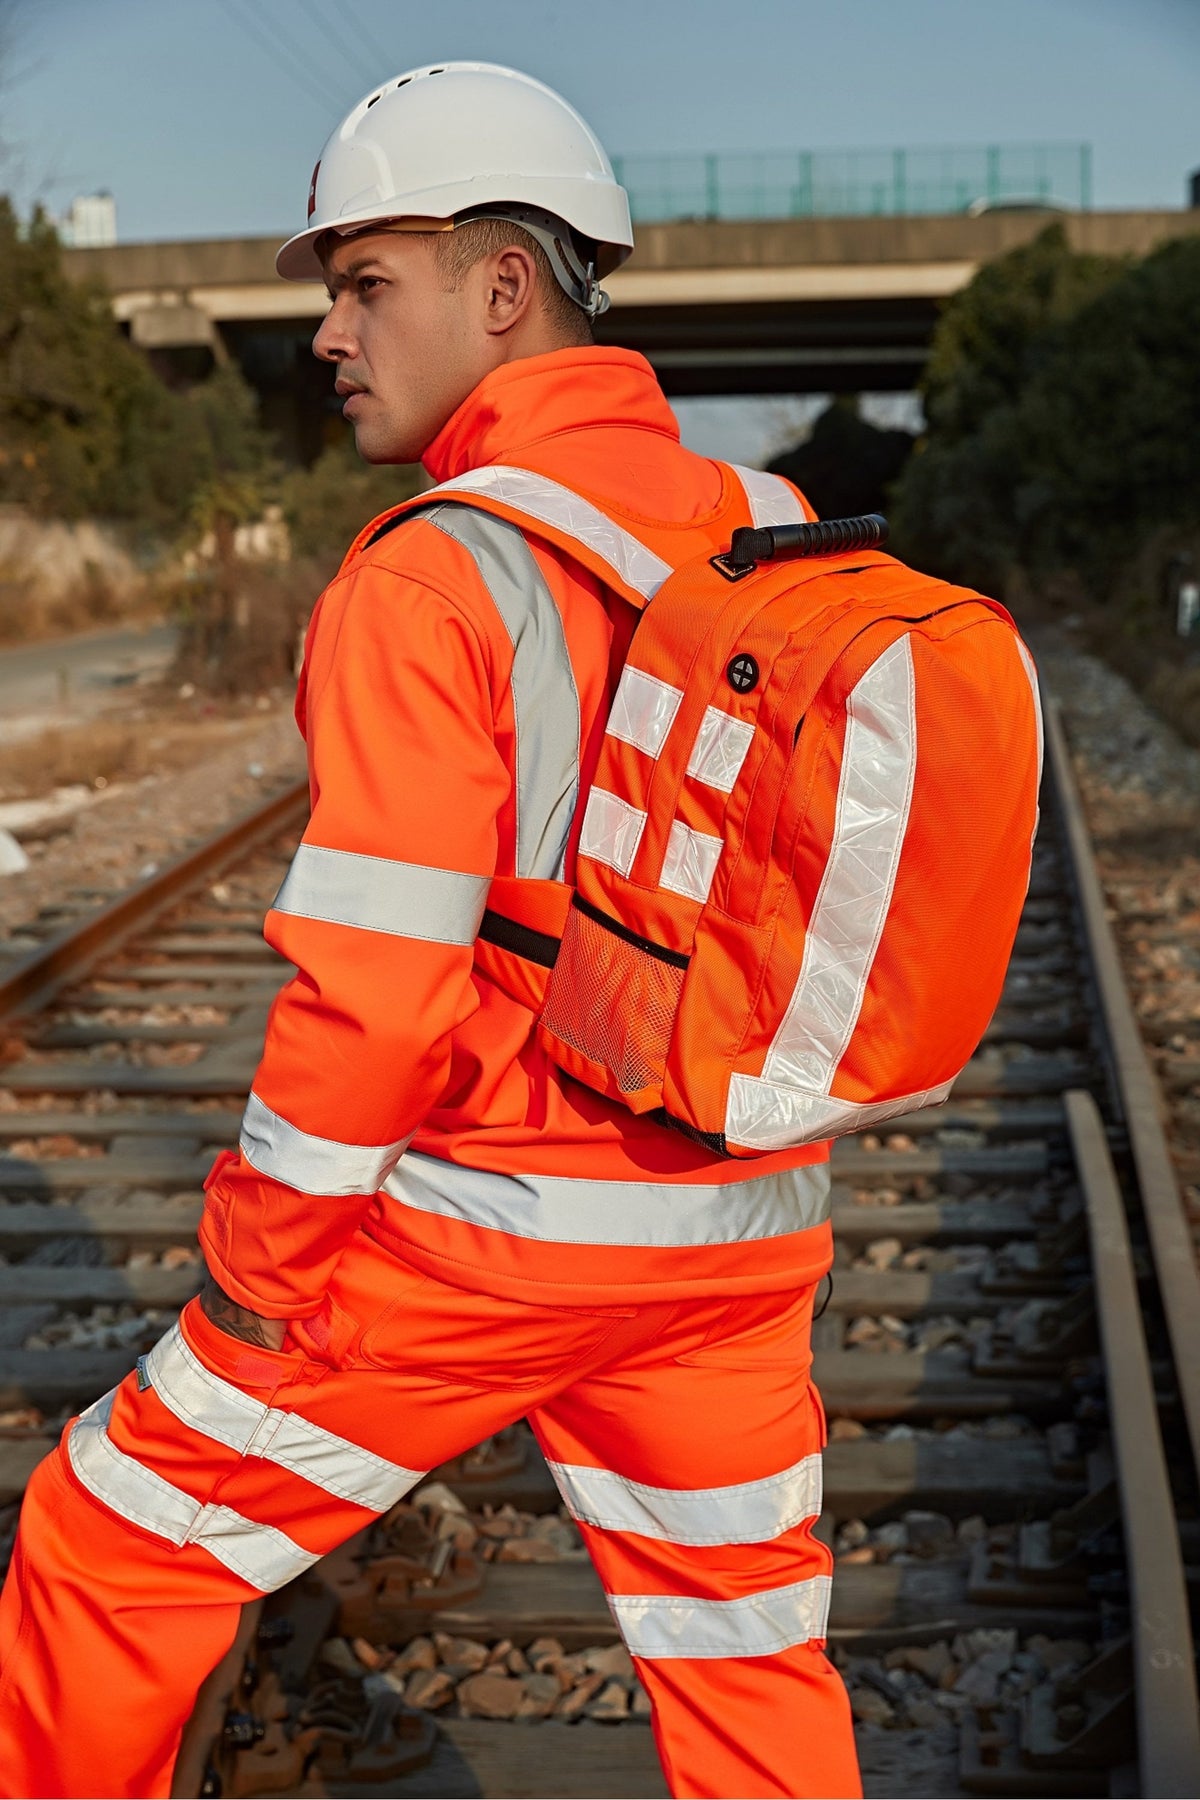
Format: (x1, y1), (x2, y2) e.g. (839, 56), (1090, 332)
(0, 562), (153, 645)
(166, 557), (322, 697)
(0, 710), (268, 802)
(0, 719), (151, 800)
(0, 566), (37, 643)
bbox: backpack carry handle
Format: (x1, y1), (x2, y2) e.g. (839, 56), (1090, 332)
(725, 513), (888, 573)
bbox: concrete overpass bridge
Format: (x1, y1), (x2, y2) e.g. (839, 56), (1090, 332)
(64, 209), (1200, 462)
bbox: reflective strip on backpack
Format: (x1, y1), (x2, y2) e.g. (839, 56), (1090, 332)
(273, 845), (490, 944)
(727, 1074), (955, 1150)
(609, 1574), (832, 1659)
(430, 465), (673, 600)
(68, 1392), (319, 1592)
(1015, 639), (1044, 847)
(686, 705), (755, 793)
(726, 635), (918, 1151)
(548, 1450), (822, 1546)
(382, 1152), (831, 1248)
(240, 1092), (410, 1196)
(606, 666), (684, 758)
(729, 465), (809, 528)
(146, 1323), (424, 1512)
(661, 819), (722, 903)
(579, 788), (648, 877)
(428, 507), (581, 881)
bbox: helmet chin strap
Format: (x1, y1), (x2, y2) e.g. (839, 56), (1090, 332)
(454, 204), (610, 319)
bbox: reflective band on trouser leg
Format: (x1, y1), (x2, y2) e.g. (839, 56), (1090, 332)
(272, 843), (490, 943)
(610, 1577), (832, 1659)
(546, 1449), (823, 1546)
(239, 1090), (411, 1195)
(428, 506), (581, 882)
(531, 1283), (860, 1799)
(68, 1392), (320, 1591)
(146, 1322), (424, 1512)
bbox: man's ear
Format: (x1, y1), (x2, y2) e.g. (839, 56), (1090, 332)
(482, 245), (538, 336)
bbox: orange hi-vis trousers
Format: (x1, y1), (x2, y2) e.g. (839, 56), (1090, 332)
(0, 1235), (860, 1800)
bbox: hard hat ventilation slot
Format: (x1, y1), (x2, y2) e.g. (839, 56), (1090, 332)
(366, 93), (381, 108)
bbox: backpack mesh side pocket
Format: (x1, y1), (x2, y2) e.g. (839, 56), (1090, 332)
(540, 900), (685, 1108)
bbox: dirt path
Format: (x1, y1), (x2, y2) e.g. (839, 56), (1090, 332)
(0, 706), (304, 951)
(0, 624), (177, 744)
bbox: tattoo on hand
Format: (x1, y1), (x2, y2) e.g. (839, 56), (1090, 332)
(199, 1276), (285, 1350)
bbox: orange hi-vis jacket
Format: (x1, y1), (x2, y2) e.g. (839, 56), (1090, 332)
(200, 347), (840, 1319)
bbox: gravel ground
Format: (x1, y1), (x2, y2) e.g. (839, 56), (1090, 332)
(1031, 624), (1200, 1233)
(0, 707), (304, 952)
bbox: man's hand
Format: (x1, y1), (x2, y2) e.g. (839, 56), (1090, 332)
(199, 1274), (288, 1352)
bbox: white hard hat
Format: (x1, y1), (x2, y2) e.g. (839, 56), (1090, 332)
(276, 61), (633, 316)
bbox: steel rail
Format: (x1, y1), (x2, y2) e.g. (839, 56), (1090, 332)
(1043, 699), (1200, 1475)
(1065, 1090), (1200, 1798)
(1, 696), (1197, 1796)
(0, 778), (309, 1027)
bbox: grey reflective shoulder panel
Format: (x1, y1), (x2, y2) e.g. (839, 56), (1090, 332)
(429, 506), (580, 883)
(728, 464), (809, 528)
(429, 466), (673, 601)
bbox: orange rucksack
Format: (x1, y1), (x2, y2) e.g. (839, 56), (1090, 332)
(375, 466), (1043, 1158)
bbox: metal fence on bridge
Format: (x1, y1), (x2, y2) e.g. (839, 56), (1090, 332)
(611, 143), (1092, 222)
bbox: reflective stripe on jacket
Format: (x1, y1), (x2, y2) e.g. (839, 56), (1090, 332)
(199, 347), (834, 1316)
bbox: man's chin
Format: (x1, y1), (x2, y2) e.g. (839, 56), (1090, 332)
(353, 424), (422, 466)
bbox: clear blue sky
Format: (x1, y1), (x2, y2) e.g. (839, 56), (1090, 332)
(2, 0), (1198, 242)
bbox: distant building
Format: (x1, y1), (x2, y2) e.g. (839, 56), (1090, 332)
(60, 192), (117, 248)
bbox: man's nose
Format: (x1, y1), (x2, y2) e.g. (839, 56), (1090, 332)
(313, 302), (354, 363)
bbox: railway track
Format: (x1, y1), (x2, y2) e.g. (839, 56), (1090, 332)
(0, 698), (1198, 1799)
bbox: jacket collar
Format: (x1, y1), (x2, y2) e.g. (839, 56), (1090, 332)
(422, 347), (680, 484)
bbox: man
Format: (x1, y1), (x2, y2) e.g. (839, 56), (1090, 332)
(0, 63), (859, 1799)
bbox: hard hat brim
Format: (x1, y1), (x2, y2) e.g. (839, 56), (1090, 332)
(277, 178), (634, 283)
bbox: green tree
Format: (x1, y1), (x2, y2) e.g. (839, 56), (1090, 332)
(0, 198), (167, 519)
(0, 200), (280, 540)
(768, 398), (915, 521)
(1016, 234), (1200, 591)
(889, 225), (1125, 590)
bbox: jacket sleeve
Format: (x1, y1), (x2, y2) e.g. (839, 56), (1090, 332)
(199, 554), (508, 1317)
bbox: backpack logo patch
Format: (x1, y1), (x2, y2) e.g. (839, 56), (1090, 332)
(727, 653), (759, 694)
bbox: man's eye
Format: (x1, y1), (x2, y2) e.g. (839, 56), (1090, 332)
(358, 276), (383, 294)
